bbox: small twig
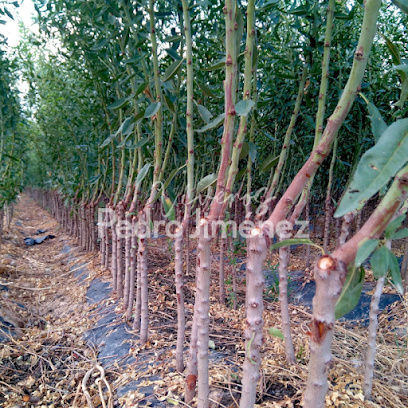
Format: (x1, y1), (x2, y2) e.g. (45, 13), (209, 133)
(82, 365), (113, 408)
(71, 381), (82, 408)
(228, 374), (239, 408)
(0, 379), (22, 394)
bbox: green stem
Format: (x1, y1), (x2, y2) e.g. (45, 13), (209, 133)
(148, 0), (163, 185)
(223, 0), (255, 212)
(266, 66), (308, 200)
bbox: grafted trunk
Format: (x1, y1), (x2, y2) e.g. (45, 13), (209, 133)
(196, 219), (211, 408)
(111, 206), (118, 293)
(185, 252), (199, 404)
(104, 221), (110, 270)
(116, 203), (125, 299)
(174, 227), (186, 372)
(124, 226), (131, 310)
(127, 222), (137, 321)
(101, 208), (106, 267)
(139, 212), (149, 344)
(303, 256), (347, 408)
(132, 230), (142, 330)
(239, 227), (267, 407)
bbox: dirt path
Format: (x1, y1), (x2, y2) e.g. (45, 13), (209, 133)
(0, 194), (107, 407)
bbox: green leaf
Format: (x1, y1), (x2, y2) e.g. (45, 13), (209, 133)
(136, 163), (151, 187)
(162, 196), (176, 221)
(383, 35), (408, 107)
(91, 38), (109, 50)
(235, 167), (247, 182)
(335, 265), (365, 320)
(135, 81), (148, 98)
(196, 104), (213, 123)
(144, 102), (161, 118)
(385, 215), (405, 239)
(197, 174), (217, 194)
(196, 81), (219, 98)
(391, 228), (408, 240)
(239, 142), (249, 160)
(164, 95), (175, 113)
(162, 58), (183, 82)
(392, 0), (408, 14)
(166, 397), (179, 405)
(370, 246), (390, 278)
(131, 111), (145, 125)
(3, 153), (19, 162)
(165, 48), (182, 60)
(164, 35), (183, 42)
(355, 239), (379, 267)
(107, 97), (130, 110)
(270, 239), (324, 254)
(88, 174), (101, 185)
(248, 142), (257, 162)
(388, 252), (404, 294)
(392, 64), (408, 74)
(121, 116), (135, 136)
(288, 6), (309, 16)
(202, 57), (226, 71)
(208, 339), (216, 349)
(163, 164), (186, 191)
(259, 155), (279, 174)
(268, 328), (284, 340)
(335, 118), (408, 218)
(123, 56), (144, 65)
(152, 164), (187, 204)
(99, 135), (113, 150)
(3, 7), (13, 20)
(196, 113), (225, 133)
(132, 137), (151, 149)
(363, 98), (388, 143)
(235, 100), (255, 117)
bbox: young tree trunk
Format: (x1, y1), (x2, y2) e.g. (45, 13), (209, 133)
(116, 203), (125, 299)
(132, 232), (142, 330)
(126, 226), (137, 320)
(303, 256), (347, 408)
(138, 212), (149, 344)
(240, 227), (267, 407)
(219, 236), (226, 304)
(278, 235), (295, 364)
(124, 225), (131, 310)
(323, 137), (337, 252)
(186, 223), (191, 276)
(101, 208), (106, 267)
(232, 263), (237, 310)
(111, 205), (118, 293)
(0, 208), (3, 252)
(174, 227), (186, 372)
(363, 275), (385, 400)
(196, 219), (212, 408)
(185, 252), (199, 404)
(104, 220), (110, 270)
